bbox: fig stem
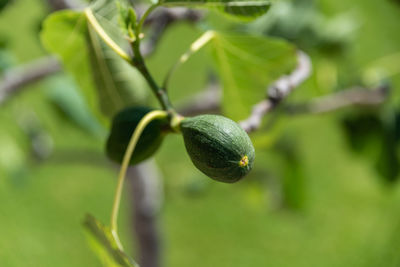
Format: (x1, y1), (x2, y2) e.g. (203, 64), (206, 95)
(84, 8), (131, 63)
(131, 4), (175, 112)
(137, 4), (159, 39)
(162, 31), (215, 90)
(85, 5), (175, 112)
(110, 110), (169, 236)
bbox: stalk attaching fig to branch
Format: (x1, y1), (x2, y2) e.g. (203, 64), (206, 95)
(110, 110), (169, 245)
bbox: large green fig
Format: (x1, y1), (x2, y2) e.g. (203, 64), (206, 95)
(106, 106), (169, 165)
(180, 114), (255, 183)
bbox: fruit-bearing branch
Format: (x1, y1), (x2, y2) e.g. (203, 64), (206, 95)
(178, 51), (390, 133)
(239, 50), (312, 132)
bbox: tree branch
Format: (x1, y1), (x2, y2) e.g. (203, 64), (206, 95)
(178, 80), (221, 116)
(127, 161), (163, 267)
(139, 7), (203, 56)
(239, 50), (312, 132)
(285, 85), (389, 115)
(0, 56), (61, 104)
(178, 51), (389, 132)
(45, 0), (82, 10)
(177, 51), (312, 131)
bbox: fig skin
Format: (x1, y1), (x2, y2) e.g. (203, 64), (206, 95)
(106, 106), (169, 165)
(180, 114), (255, 183)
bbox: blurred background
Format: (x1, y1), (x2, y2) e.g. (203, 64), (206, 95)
(1, 0), (400, 266)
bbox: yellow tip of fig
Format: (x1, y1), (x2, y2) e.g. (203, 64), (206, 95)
(239, 155), (249, 167)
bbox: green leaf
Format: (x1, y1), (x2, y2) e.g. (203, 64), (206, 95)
(41, 10), (148, 124)
(83, 214), (139, 267)
(45, 75), (106, 137)
(116, 1), (137, 40)
(87, 25), (148, 117)
(158, 0), (271, 20)
(210, 32), (297, 120)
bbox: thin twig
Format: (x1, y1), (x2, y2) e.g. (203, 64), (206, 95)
(139, 6), (203, 56)
(162, 30), (214, 90)
(178, 81), (221, 116)
(176, 51), (312, 131)
(46, 0), (82, 10)
(239, 50), (312, 132)
(285, 85), (389, 115)
(0, 57), (61, 104)
(178, 51), (389, 131)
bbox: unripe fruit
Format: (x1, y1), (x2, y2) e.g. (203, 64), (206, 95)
(180, 114), (255, 183)
(106, 107), (169, 165)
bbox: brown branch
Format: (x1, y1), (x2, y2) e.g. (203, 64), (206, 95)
(139, 7), (203, 56)
(46, 0), (82, 10)
(0, 56), (61, 104)
(0, 0), (77, 101)
(285, 85), (389, 115)
(239, 50), (312, 132)
(178, 51), (389, 132)
(178, 81), (221, 116)
(176, 51), (312, 131)
(127, 161), (163, 267)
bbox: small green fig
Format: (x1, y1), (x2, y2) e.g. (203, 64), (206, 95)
(106, 106), (169, 165)
(180, 114), (255, 183)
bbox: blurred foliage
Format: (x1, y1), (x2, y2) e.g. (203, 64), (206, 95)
(44, 75), (105, 136)
(211, 32), (296, 120)
(41, 9), (149, 125)
(158, 0), (271, 20)
(0, 0), (12, 12)
(84, 214), (139, 267)
(342, 108), (400, 183)
(1, 0), (400, 266)
(247, 0), (358, 54)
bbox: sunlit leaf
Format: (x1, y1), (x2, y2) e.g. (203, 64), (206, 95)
(159, 0), (271, 20)
(116, 1), (137, 40)
(83, 214), (139, 267)
(87, 25), (148, 117)
(210, 32), (297, 120)
(41, 10), (148, 125)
